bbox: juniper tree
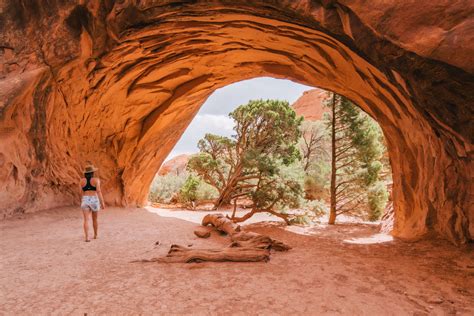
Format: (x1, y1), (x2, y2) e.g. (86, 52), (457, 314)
(326, 93), (389, 224)
(187, 99), (303, 222)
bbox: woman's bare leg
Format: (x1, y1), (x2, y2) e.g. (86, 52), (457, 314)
(91, 211), (98, 239)
(82, 209), (91, 242)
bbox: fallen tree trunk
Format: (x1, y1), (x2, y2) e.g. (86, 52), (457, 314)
(137, 214), (290, 263)
(202, 213), (241, 235)
(231, 231), (291, 251)
(154, 244), (270, 263)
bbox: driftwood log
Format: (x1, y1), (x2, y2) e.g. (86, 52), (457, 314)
(202, 213), (241, 235)
(137, 214), (290, 263)
(154, 244), (271, 263)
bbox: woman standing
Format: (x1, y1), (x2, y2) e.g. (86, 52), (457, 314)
(80, 163), (105, 242)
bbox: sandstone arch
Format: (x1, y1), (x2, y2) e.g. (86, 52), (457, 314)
(0, 1), (472, 244)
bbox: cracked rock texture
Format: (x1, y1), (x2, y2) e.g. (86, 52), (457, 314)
(0, 1), (472, 244)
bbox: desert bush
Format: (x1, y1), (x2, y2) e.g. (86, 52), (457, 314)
(367, 181), (389, 221)
(179, 175), (200, 203)
(149, 171), (218, 204)
(288, 212), (313, 225)
(303, 172), (329, 201)
(303, 199), (328, 217)
(196, 181), (219, 201)
(148, 172), (188, 203)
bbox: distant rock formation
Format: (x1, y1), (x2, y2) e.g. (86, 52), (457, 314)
(292, 88), (330, 121)
(158, 154), (191, 176)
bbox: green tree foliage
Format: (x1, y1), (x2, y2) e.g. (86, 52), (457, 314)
(303, 172), (329, 200)
(187, 99), (304, 223)
(367, 181), (389, 221)
(179, 175), (200, 208)
(148, 171), (218, 205)
(186, 134), (233, 205)
(326, 93), (389, 223)
(148, 172), (188, 203)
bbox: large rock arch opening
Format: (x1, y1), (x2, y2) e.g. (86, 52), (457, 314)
(0, 1), (472, 244)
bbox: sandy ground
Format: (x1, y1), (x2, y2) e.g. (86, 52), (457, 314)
(1, 207), (473, 315)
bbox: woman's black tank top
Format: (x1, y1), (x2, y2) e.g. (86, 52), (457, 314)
(82, 175), (97, 191)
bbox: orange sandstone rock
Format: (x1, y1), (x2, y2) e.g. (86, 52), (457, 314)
(158, 154), (191, 176)
(0, 1), (472, 244)
(292, 88), (330, 121)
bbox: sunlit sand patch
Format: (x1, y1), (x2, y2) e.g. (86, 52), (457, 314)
(145, 206), (285, 225)
(343, 233), (393, 245)
(284, 224), (327, 236)
(146, 207), (204, 224)
(147, 207), (391, 244)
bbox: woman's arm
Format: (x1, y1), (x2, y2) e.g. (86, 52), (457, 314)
(96, 179), (106, 209)
(79, 179), (84, 202)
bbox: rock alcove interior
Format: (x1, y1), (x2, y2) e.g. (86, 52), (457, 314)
(0, 1), (472, 244)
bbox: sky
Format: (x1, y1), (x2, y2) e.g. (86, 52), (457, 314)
(166, 77), (313, 160)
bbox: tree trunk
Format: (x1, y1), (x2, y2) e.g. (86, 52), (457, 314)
(231, 198), (237, 219)
(213, 165), (243, 209)
(137, 214), (291, 263)
(148, 244), (271, 263)
(231, 209), (258, 223)
(329, 92), (337, 225)
(202, 213), (241, 235)
(231, 208), (290, 225)
(213, 192), (231, 210)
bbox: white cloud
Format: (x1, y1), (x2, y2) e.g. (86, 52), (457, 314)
(167, 77), (313, 159)
(194, 114), (234, 132)
(168, 114), (234, 159)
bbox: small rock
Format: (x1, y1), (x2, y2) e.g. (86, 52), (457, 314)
(154, 241), (161, 246)
(194, 228), (211, 238)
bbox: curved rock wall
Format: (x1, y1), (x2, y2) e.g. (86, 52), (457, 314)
(0, 1), (472, 244)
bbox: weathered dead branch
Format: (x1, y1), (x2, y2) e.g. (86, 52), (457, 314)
(136, 214), (290, 264)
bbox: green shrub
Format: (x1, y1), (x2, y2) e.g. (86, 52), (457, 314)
(196, 181), (219, 201)
(148, 172), (188, 203)
(303, 174), (328, 200)
(179, 175), (200, 203)
(289, 213), (312, 225)
(302, 199), (328, 218)
(149, 170), (219, 205)
(367, 181), (389, 221)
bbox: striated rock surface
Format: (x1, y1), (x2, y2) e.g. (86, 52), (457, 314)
(157, 154), (190, 176)
(0, 1), (472, 244)
(292, 88), (330, 121)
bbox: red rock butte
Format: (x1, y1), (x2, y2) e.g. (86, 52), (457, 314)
(158, 154), (190, 176)
(0, 1), (472, 244)
(292, 88), (330, 121)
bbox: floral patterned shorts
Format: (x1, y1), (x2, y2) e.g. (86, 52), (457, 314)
(81, 196), (100, 212)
